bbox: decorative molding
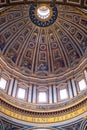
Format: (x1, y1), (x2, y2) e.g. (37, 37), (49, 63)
(0, 98), (87, 124)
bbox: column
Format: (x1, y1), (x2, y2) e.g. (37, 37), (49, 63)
(28, 84), (32, 103)
(84, 70), (87, 82)
(71, 79), (77, 96)
(8, 77), (14, 95)
(57, 87), (60, 101)
(49, 85), (52, 103)
(53, 85), (57, 103)
(32, 85), (36, 103)
(12, 78), (18, 97)
(68, 80), (73, 98)
(0, 67), (2, 76)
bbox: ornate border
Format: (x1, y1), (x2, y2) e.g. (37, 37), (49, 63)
(0, 98), (87, 124)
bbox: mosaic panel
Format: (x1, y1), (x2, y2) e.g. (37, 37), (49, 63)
(48, 28), (66, 72)
(61, 121), (82, 130)
(0, 0), (6, 5)
(0, 35), (6, 51)
(20, 28), (38, 72)
(0, 117), (84, 130)
(54, 21), (82, 65)
(39, 52), (46, 61)
(0, 118), (23, 130)
(37, 32), (49, 73)
(0, 16), (6, 26)
(0, 20), (26, 53)
(0, 4), (87, 76)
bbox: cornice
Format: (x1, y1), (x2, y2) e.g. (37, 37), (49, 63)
(0, 89), (87, 112)
(0, 57), (87, 84)
(0, 97), (87, 124)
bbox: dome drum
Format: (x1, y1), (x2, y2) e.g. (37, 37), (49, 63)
(0, 58), (87, 111)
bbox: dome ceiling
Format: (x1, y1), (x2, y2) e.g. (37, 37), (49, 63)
(0, 4), (87, 78)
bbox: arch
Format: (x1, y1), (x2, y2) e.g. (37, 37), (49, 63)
(80, 118), (87, 130)
(0, 118), (4, 130)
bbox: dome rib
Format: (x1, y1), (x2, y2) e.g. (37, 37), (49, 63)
(0, 4), (87, 77)
(51, 25), (70, 68)
(57, 21), (83, 56)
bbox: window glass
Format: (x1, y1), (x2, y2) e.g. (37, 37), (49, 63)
(38, 92), (47, 103)
(37, 6), (50, 19)
(60, 89), (68, 100)
(0, 78), (7, 90)
(17, 88), (25, 99)
(79, 79), (87, 91)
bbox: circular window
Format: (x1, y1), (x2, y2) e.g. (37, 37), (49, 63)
(37, 6), (50, 19)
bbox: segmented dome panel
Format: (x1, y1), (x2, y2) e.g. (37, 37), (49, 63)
(0, 4), (87, 77)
